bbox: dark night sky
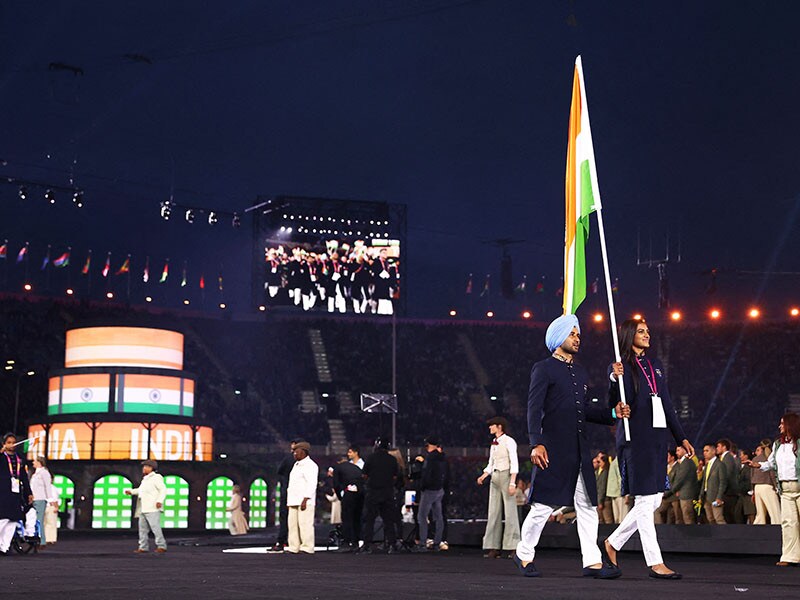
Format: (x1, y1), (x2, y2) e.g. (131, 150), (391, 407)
(2, 0), (800, 320)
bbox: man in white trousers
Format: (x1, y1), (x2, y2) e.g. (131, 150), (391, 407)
(514, 315), (628, 578)
(286, 441), (319, 554)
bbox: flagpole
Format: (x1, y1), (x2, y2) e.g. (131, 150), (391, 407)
(595, 207), (631, 441)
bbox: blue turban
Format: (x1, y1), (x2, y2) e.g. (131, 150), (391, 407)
(545, 314), (580, 352)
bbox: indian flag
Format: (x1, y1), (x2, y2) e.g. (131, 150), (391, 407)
(563, 55), (602, 315)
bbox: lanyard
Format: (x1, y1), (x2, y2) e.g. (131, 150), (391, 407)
(5, 452), (20, 478)
(636, 358), (658, 395)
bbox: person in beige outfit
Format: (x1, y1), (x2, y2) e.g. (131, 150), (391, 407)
(227, 485), (249, 535)
(286, 442), (319, 554)
(477, 416), (520, 558)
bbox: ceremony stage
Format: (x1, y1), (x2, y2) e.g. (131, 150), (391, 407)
(6, 533), (797, 600)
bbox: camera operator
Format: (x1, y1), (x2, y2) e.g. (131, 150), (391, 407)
(360, 438), (401, 553)
(415, 436), (447, 552)
(332, 457), (365, 553)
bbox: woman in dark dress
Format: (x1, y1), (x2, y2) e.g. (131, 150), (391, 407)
(603, 320), (694, 579)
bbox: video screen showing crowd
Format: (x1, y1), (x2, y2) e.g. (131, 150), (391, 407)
(262, 238), (400, 315)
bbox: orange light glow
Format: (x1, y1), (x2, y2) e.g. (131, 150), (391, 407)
(710, 309), (721, 320)
(486, 311), (494, 318)
(449, 309), (457, 317)
(632, 313), (643, 321)
(748, 308), (760, 319)
(593, 313), (604, 323)
(521, 310), (532, 320)
(23, 283), (32, 292)
(791, 307), (800, 317)
(670, 311), (682, 321)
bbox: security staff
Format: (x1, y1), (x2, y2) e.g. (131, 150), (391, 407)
(360, 438), (400, 552)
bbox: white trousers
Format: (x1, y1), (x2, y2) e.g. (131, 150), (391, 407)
(287, 505), (315, 554)
(607, 492), (663, 566)
(516, 472), (602, 567)
(0, 519), (17, 552)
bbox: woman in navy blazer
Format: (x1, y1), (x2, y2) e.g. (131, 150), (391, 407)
(604, 319), (694, 580)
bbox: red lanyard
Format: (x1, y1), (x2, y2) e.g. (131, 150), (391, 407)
(636, 358), (658, 395)
(5, 452), (20, 478)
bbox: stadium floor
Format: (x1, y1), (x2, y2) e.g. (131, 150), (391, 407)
(5, 533), (798, 599)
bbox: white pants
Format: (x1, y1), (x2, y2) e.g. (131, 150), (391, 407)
(607, 492), (663, 566)
(287, 505), (315, 554)
(516, 472), (602, 567)
(0, 519), (17, 552)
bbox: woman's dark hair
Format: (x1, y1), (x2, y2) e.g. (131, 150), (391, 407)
(2, 432), (17, 444)
(779, 412), (800, 453)
(618, 319), (649, 396)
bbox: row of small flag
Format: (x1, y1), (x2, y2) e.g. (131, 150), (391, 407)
(0, 242), (223, 290)
(465, 274), (619, 297)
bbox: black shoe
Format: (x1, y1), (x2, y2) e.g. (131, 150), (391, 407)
(601, 538), (619, 569)
(648, 568), (682, 580)
(513, 553), (541, 577)
(583, 564), (622, 579)
(269, 543), (284, 553)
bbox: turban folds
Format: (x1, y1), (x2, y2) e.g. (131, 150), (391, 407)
(545, 314), (580, 352)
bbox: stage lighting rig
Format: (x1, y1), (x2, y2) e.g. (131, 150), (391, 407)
(157, 199), (243, 229)
(208, 211), (218, 225)
(3, 176), (83, 207)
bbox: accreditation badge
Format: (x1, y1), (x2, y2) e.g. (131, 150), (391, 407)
(11, 477), (20, 493)
(651, 394), (667, 428)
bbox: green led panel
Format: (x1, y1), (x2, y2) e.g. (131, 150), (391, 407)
(205, 476), (233, 530)
(52, 474), (75, 512)
(163, 475), (189, 529)
(92, 474), (133, 529)
(249, 478), (268, 529)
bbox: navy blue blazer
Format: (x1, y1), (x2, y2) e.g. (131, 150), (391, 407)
(527, 357), (615, 506)
(608, 356), (687, 496)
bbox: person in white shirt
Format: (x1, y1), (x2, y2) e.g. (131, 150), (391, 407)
(286, 441), (319, 554)
(745, 413), (800, 566)
(347, 445), (365, 470)
(477, 416), (520, 558)
(29, 455), (55, 547)
(124, 459), (167, 553)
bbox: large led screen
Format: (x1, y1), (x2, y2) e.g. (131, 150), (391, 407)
(262, 238), (400, 315)
(65, 327), (184, 370)
(27, 422), (213, 462)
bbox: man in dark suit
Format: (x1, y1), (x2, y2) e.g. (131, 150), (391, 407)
(513, 314), (628, 579)
(701, 443), (727, 524)
(360, 438), (401, 552)
(716, 438), (740, 523)
(655, 451), (680, 524)
(594, 452), (612, 524)
(671, 445), (699, 524)
(332, 457), (365, 552)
